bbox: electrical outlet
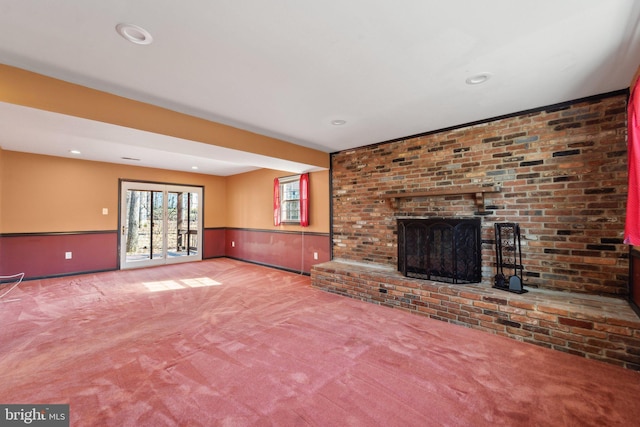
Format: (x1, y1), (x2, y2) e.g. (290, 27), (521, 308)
(231, 241), (235, 247)
(313, 252), (318, 260)
(102, 208), (109, 215)
(65, 252), (72, 260)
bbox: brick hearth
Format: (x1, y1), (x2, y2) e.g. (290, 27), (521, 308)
(312, 260), (640, 370)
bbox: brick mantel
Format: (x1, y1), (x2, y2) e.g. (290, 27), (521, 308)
(382, 185), (501, 212)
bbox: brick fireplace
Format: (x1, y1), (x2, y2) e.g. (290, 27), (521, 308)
(329, 91), (629, 295)
(312, 91), (640, 369)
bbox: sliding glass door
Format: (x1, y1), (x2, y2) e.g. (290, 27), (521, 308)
(120, 181), (203, 269)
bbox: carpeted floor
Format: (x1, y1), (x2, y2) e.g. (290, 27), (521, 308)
(1, 258), (639, 426)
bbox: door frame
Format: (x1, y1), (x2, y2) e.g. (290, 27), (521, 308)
(118, 179), (204, 270)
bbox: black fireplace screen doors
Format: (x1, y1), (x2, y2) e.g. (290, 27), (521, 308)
(398, 218), (481, 284)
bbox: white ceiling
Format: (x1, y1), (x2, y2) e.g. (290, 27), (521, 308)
(0, 0), (639, 176)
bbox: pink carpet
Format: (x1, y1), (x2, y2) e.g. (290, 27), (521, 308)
(1, 258), (639, 426)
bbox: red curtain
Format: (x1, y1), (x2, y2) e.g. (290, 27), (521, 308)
(273, 177), (281, 226)
(300, 173), (310, 227)
(625, 79), (640, 245)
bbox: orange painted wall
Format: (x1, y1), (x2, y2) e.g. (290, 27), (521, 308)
(0, 150), (330, 234)
(0, 151), (226, 233)
(226, 168), (329, 233)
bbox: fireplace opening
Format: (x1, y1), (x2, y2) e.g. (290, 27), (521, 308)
(397, 218), (481, 284)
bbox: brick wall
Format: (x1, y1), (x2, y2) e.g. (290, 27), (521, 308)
(331, 92), (629, 296)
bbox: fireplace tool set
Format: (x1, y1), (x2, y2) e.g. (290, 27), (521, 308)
(493, 222), (527, 294)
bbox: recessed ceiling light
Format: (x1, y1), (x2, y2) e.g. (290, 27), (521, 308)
(69, 149), (81, 155)
(465, 73), (492, 85)
(191, 166), (199, 170)
(331, 119), (347, 126)
(116, 23), (153, 45)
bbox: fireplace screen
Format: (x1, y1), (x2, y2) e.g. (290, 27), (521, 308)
(398, 218), (481, 284)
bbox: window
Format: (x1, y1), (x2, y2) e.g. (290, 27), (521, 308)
(280, 176), (300, 222)
(274, 173), (309, 226)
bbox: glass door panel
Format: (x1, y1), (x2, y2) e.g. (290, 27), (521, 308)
(166, 191), (200, 258)
(151, 190), (165, 260)
(167, 192), (179, 256)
